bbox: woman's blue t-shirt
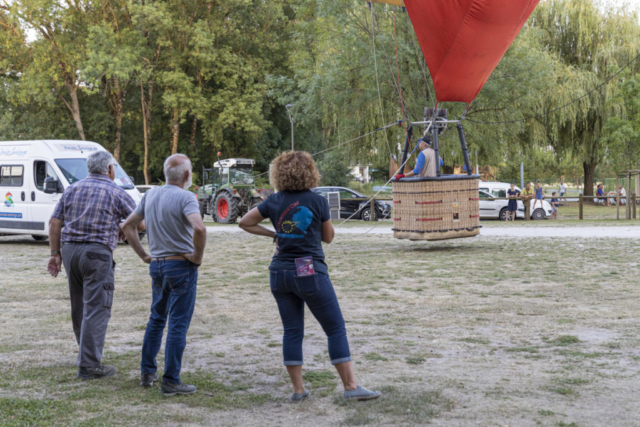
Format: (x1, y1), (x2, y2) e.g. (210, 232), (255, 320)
(257, 190), (330, 274)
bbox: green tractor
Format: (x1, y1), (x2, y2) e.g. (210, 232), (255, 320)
(197, 158), (265, 224)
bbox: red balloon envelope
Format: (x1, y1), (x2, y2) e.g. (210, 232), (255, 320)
(402, 0), (539, 104)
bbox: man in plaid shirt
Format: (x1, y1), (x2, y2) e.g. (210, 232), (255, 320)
(47, 150), (141, 380)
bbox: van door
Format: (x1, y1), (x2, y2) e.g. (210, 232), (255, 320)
(0, 163), (31, 233)
(31, 160), (63, 235)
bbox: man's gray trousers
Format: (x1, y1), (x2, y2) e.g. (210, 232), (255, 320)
(61, 242), (115, 368)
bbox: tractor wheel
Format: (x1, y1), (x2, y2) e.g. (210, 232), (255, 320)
(199, 201), (207, 219)
(249, 197), (262, 211)
(214, 192), (239, 224)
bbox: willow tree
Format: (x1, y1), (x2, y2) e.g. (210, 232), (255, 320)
(529, 0), (640, 195)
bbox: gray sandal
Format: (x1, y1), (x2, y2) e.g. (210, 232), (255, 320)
(291, 389), (310, 402)
(344, 385), (382, 401)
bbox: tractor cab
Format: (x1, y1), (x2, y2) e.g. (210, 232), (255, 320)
(198, 158), (264, 224)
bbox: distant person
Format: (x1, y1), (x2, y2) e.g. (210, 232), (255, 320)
(597, 184), (608, 206)
(618, 184), (627, 205)
(47, 151), (141, 380)
(239, 151), (381, 402)
(559, 181), (567, 199)
(550, 192), (559, 220)
(521, 182), (535, 215)
(122, 154), (206, 396)
(532, 182), (544, 211)
(506, 183), (520, 221)
(395, 136), (436, 179)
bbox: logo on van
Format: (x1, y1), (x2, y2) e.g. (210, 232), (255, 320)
(0, 148), (28, 157)
(55, 144), (99, 152)
(4, 192), (13, 207)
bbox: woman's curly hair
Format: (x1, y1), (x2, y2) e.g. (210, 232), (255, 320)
(270, 151), (321, 192)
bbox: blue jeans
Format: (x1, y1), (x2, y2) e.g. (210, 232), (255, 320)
(141, 260), (198, 384)
(270, 270), (351, 366)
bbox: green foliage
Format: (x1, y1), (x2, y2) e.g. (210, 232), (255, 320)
(316, 151), (352, 187)
(1, 0), (640, 189)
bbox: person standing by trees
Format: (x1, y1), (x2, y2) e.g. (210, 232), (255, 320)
(122, 154), (207, 396)
(46, 151), (140, 380)
(559, 181), (567, 200)
(521, 182), (535, 215)
(507, 183), (520, 221)
(239, 151), (381, 402)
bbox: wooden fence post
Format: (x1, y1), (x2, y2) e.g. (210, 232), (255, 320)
(633, 193), (637, 219)
(617, 194), (620, 220)
(627, 173), (632, 220)
(579, 194), (583, 220)
(525, 199), (530, 221)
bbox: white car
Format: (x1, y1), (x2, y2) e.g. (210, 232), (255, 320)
(479, 190), (525, 220)
(479, 182), (554, 220)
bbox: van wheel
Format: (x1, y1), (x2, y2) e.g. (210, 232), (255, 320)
(32, 235), (47, 241)
(499, 208), (508, 221)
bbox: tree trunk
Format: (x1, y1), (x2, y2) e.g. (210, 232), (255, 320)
(582, 161), (597, 197)
(190, 114), (198, 148)
(63, 83), (85, 140)
(170, 108), (180, 154)
(112, 77), (124, 163)
(141, 81), (153, 185)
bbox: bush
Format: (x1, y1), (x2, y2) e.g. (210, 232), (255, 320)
(316, 152), (351, 187)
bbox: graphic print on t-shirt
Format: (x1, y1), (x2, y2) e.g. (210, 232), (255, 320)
(277, 201), (313, 239)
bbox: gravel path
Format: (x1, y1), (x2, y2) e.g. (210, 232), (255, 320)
(207, 225), (640, 238)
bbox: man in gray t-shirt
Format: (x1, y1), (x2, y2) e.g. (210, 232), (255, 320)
(123, 154), (206, 397)
(135, 185), (200, 257)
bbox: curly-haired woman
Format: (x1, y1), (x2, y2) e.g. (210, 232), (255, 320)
(239, 151), (381, 402)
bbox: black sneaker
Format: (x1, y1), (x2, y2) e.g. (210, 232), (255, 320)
(140, 372), (159, 387)
(161, 381), (197, 397)
(78, 365), (116, 381)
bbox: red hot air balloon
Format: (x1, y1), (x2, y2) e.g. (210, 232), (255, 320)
(366, 0), (540, 242)
(369, 0), (540, 104)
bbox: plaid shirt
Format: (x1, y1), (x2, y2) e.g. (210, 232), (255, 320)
(51, 174), (137, 251)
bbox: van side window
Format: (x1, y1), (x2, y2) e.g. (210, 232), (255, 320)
(34, 161), (60, 191)
(0, 165), (24, 187)
(492, 189), (506, 198)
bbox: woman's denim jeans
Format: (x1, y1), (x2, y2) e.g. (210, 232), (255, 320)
(270, 270), (351, 366)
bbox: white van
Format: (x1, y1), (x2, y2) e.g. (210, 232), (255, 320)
(0, 140), (142, 239)
(479, 181), (554, 220)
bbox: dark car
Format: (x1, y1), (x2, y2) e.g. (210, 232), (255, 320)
(311, 186), (391, 221)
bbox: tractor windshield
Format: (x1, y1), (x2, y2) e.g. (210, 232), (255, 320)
(230, 166), (254, 185)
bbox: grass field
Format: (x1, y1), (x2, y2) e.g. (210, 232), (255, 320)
(1, 224), (640, 426)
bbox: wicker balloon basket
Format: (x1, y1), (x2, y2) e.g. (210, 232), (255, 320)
(392, 175), (481, 241)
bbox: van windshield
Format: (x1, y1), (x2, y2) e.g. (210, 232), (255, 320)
(55, 158), (134, 189)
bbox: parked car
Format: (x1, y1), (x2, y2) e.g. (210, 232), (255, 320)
(311, 186), (391, 221)
(136, 184), (158, 194)
(479, 190), (525, 220)
(479, 181), (554, 220)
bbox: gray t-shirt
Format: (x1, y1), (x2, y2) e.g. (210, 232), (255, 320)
(134, 185), (200, 258)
